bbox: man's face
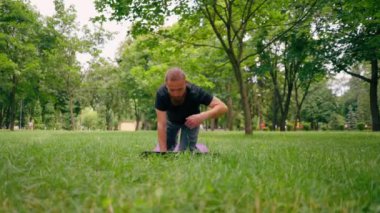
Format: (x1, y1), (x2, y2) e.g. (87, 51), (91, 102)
(166, 79), (186, 105)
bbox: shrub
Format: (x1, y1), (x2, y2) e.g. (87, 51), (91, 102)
(357, 123), (365, 131)
(44, 102), (56, 129)
(303, 123), (310, 131)
(329, 113), (345, 130)
(80, 107), (100, 130)
(33, 100), (44, 129)
(338, 125), (345, 131)
(286, 123), (293, 131)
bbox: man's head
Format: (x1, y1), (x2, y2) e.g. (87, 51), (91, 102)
(165, 67), (187, 105)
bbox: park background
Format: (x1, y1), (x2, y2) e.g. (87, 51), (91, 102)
(1, 0), (380, 212)
(0, 0), (379, 133)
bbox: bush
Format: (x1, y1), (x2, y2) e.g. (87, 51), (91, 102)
(329, 113), (345, 130)
(357, 123), (365, 131)
(286, 123), (293, 131)
(33, 100), (44, 129)
(303, 123), (310, 131)
(80, 107), (100, 130)
(44, 102), (56, 129)
(338, 125), (345, 131)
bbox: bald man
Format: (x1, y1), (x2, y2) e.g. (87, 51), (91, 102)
(155, 67), (228, 152)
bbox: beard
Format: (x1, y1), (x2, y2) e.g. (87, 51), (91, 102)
(170, 96), (185, 106)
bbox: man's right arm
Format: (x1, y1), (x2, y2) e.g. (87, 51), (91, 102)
(156, 109), (167, 152)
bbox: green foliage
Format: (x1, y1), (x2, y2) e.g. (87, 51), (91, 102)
(346, 105), (358, 130)
(338, 65), (372, 125)
(357, 123), (366, 131)
(315, 0), (380, 131)
(302, 123), (311, 131)
(43, 102), (56, 129)
(0, 0), (42, 129)
(329, 113), (346, 130)
(33, 100), (43, 129)
(80, 107), (100, 130)
(316, 0), (380, 68)
(286, 123), (294, 131)
(301, 82), (338, 128)
(0, 0), (111, 130)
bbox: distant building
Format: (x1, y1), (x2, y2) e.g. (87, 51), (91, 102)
(118, 121), (136, 131)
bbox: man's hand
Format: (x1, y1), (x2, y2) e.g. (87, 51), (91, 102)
(185, 97), (228, 129)
(156, 109), (167, 152)
(185, 113), (206, 129)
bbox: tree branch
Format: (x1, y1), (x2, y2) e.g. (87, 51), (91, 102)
(212, 2), (229, 30)
(344, 70), (371, 83)
(245, 0), (269, 23)
(154, 31), (223, 50)
(241, 0), (318, 63)
(199, 1), (232, 61)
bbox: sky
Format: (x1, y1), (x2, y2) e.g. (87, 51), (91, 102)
(29, 0), (130, 66)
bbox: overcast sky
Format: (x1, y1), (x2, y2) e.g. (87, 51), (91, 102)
(29, 0), (130, 66)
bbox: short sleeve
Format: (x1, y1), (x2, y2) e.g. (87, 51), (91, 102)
(155, 89), (168, 111)
(197, 87), (213, 106)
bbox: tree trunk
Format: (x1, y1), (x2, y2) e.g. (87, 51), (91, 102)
(272, 93), (279, 131)
(226, 84), (234, 131)
(294, 111), (301, 131)
(210, 118), (215, 131)
(133, 99), (140, 131)
(69, 93), (75, 130)
(135, 117), (140, 131)
(294, 83), (300, 131)
(280, 84), (293, 131)
(370, 59), (380, 131)
(0, 106), (4, 129)
(226, 97), (233, 131)
(9, 74), (17, 131)
(294, 79), (311, 131)
(241, 83), (252, 134)
(233, 65), (252, 134)
(106, 108), (113, 130)
(280, 118), (286, 131)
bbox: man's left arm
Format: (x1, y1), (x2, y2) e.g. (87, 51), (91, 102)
(185, 97), (228, 129)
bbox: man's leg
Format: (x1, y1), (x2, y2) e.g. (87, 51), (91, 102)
(166, 121), (180, 151)
(179, 125), (200, 151)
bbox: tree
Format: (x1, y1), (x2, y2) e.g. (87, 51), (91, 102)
(94, 0), (319, 134)
(42, 0), (110, 130)
(338, 64), (372, 127)
(253, 29), (325, 131)
(316, 0), (380, 131)
(80, 107), (100, 130)
(116, 30), (227, 130)
(82, 59), (124, 130)
(292, 46), (325, 130)
(0, 0), (42, 130)
(301, 81), (338, 130)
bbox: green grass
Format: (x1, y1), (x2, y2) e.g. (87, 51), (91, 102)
(0, 131), (379, 212)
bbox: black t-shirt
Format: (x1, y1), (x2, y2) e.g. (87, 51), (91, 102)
(155, 83), (213, 124)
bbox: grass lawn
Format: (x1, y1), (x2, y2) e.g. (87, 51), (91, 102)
(0, 130), (379, 212)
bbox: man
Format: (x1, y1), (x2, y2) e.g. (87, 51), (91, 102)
(155, 67), (228, 152)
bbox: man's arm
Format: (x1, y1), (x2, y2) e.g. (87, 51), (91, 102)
(185, 97), (228, 129)
(156, 109), (167, 152)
